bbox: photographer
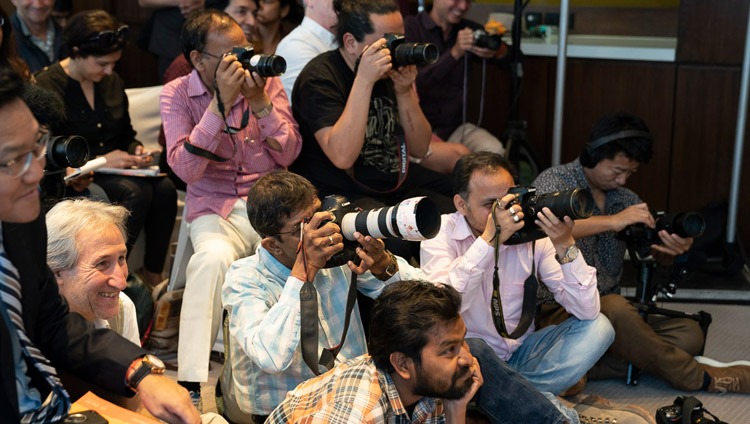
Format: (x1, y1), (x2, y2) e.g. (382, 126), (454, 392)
(290, 0), (454, 214)
(421, 152), (614, 420)
(219, 170), (424, 422)
(160, 9), (301, 407)
(404, 0), (507, 166)
(533, 112), (750, 394)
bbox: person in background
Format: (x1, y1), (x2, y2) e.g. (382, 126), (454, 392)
(275, 0), (338, 104)
(253, 0), (303, 54)
(9, 0), (63, 73)
(35, 10), (177, 289)
(1, 7), (31, 80)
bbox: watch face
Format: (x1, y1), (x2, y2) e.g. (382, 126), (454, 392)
(145, 354), (165, 371)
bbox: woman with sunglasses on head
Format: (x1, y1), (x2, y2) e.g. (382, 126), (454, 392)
(36, 10), (177, 288)
(253, 0), (302, 53)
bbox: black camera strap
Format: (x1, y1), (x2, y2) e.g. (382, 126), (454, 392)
(184, 137), (236, 162)
(297, 225), (359, 375)
(345, 133), (409, 194)
(490, 202), (538, 339)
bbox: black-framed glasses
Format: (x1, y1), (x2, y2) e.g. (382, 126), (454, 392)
(0, 130), (49, 177)
(83, 25), (129, 46)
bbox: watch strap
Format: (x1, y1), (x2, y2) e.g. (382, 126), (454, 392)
(372, 251), (398, 281)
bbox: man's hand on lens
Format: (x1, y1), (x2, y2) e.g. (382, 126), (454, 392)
(535, 207), (575, 254)
(214, 54), (245, 112)
(450, 27), (475, 59)
(651, 232), (693, 265)
(389, 64), (417, 95)
(610, 202), (655, 232)
(356, 38), (392, 86)
(241, 70), (270, 110)
(481, 193), (524, 245)
(291, 211), (343, 282)
(347, 232), (388, 275)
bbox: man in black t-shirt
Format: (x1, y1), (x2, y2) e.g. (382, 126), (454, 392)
(290, 0), (453, 212)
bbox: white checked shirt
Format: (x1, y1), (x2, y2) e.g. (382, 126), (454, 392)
(222, 246), (424, 415)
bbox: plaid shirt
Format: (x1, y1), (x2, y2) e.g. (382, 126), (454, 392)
(267, 355), (445, 424)
(222, 247), (424, 415)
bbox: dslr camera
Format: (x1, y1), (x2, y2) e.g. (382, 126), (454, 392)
(318, 194), (441, 267)
(503, 186), (595, 245)
(473, 28), (503, 50)
(41, 134), (90, 206)
(656, 396), (726, 424)
(619, 211), (705, 258)
(383, 33), (439, 67)
(230, 45), (287, 77)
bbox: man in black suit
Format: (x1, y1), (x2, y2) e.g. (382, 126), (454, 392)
(0, 69), (201, 423)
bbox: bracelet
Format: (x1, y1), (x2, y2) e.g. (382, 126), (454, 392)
(252, 102), (273, 119)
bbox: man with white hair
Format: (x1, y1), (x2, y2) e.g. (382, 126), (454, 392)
(46, 198), (140, 345)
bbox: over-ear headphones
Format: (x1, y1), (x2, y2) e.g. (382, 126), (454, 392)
(585, 130), (652, 153)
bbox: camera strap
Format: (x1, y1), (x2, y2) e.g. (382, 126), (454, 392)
(490, 204), (538, 339)
(345, 134), (409, 194)
(184, 137), (236, 162)
(297, 227), (359, 375)
(213, 69), (250, 135)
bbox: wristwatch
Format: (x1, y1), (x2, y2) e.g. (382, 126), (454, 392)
(252, 102), (273, 118)
(555, 244), (579, 264)
(127, 354), (166, 392)
(372, 251), (399, 281)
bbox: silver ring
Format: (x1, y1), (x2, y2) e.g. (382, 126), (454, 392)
(329, 235), (334, 245)
(513, 215), (520, 223)
(509, 206), (516, 215)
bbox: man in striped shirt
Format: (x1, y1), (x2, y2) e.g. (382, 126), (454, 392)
(266, 280), (482, 424)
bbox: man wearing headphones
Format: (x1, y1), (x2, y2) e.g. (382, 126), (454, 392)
(533, 112), (750, 394)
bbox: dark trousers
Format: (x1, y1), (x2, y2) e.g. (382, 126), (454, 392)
(95, 174), (177, 273)
(537, 293), (706, 390)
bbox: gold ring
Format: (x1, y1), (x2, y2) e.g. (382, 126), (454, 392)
(329, 235), (334, 245)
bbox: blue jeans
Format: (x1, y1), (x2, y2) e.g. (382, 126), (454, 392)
(507, 314), (615, 395)
(466, 338), (571, 424)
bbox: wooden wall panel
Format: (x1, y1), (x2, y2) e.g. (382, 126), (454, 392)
(559, 59), (676, 211)
(677, 0), (749, 65)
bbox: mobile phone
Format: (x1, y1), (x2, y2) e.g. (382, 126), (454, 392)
(62, 410), (108, 424)
(138, 152), (153, 158)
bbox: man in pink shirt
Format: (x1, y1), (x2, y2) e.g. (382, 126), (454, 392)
(160, 9), (301, 408)
(421, 152), (614, 398)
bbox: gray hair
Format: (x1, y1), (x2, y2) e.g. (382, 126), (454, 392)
(46, 198), (130, 272)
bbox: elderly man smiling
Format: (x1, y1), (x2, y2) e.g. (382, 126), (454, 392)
(46, 198), (140, 346)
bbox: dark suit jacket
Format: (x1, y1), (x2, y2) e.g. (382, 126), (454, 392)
(0, 212), (145, 422)
(9, 12), (63, 74)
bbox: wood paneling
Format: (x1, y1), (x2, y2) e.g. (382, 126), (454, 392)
(677, 0), (749, 65)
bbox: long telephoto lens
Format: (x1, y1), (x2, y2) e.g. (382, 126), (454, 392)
(657, 212), (705, 238)
(526, 188), (594, 220)
(248, 54), (287, 77)
(393, 42), (439, 67)
(46, 135), (89, 170)
(340, 196), (441, 241)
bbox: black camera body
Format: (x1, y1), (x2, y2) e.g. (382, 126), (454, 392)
(656, 396), (725, 424)
(41, 135), (90, 208)
(318, 194), (441, 268)
(504, 186), (595, 245)
(619, 211), (706, 257)
(383, 33), (439, 67)
(473, 29), (503, 50)
(62, 410), (108, 424)
(230, 45), (287, 77)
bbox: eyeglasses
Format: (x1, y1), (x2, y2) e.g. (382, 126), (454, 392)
(275, 220), (303, 238)
(201, 51), (222, 60)
(83, 25), (129, 47)
(0, 131), (48, 177)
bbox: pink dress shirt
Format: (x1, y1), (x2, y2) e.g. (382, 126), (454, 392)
(161, 70), (302, 222)
(420, 212), (601, 360)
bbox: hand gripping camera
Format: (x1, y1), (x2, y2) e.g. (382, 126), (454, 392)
(319, 195), (441, 267)
(383, 33), (439, 67)
(503, 186), (595, 245)
(472, 29), (503, 51)
(230, 45), (287, 77)
(619, 211), (706, 259)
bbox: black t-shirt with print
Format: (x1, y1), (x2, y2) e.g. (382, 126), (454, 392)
(291, 49), (405, 197)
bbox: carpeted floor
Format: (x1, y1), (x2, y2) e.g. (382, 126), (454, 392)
(580, 302), (750, 423)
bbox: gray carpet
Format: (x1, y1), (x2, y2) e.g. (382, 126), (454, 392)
(580, 302), (750, 423)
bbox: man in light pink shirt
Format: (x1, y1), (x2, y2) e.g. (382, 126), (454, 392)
(421, 152), (614, 398)
(160, 9), (301, 407)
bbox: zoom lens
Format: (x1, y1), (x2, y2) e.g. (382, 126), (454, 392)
(393, 43), (439, 67)
(248, 54), (287, 77)
(46, 135), (89, 170)
(340, 196), (441, 241)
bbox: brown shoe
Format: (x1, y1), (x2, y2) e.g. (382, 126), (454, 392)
(702, 364), (750, 393)
(574, 395), (656, 424)
(560, 375), (587, 397)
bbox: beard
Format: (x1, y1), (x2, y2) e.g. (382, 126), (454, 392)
(413, 362), (473, 400)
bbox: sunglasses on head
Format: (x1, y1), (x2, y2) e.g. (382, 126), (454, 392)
(83, 25), (129, 46)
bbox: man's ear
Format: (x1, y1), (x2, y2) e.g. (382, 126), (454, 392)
(260, 236), (282, 255)
(189, 50), (204, 72)
(454, 193), (467, 216)
(389, 352), (415, 381)
(342, 33), (359, 56)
